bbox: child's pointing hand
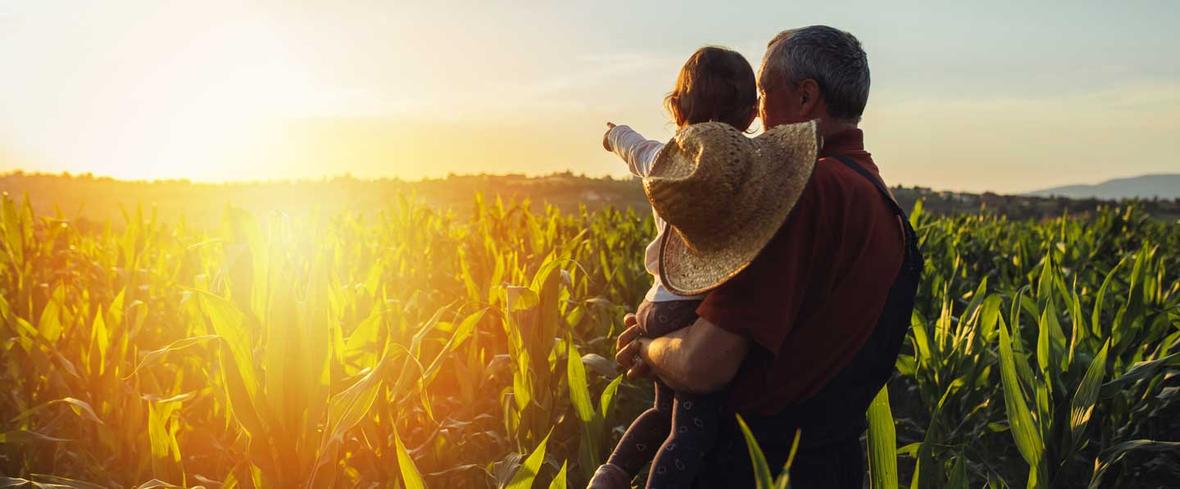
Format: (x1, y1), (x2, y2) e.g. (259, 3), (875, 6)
(602, 122), (616, 151)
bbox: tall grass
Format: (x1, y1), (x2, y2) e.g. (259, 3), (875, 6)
(1, 193), (1177, 488)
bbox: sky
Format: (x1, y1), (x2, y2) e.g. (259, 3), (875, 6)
(1, 0), (1178, 193)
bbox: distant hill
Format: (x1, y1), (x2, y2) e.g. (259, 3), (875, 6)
(1027, 174), (1180, 200)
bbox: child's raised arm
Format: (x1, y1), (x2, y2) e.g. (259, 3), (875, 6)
(603, 123), (665, 178)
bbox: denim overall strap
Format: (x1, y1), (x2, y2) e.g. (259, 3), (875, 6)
(775, 154), (924, 441)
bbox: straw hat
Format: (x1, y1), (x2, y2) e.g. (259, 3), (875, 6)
(644, 120), (818, 296)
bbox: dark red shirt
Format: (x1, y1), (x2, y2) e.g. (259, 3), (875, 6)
(696, 128), (904, 415)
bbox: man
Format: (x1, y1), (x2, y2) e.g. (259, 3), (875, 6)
(616, 25), (923, 487)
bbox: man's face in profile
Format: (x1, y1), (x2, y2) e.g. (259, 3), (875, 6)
(757, 66), (804, 130)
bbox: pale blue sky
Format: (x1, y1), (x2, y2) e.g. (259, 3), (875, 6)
(1, 0), (1177, 192)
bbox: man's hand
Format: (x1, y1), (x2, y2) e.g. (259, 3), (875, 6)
(601, 122), (616, 151)
(614, 313), (652, 380)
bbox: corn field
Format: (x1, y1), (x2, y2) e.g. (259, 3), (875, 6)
(0, 192), (1177, 488)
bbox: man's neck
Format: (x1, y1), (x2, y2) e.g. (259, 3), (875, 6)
(817, 118), (858, 138)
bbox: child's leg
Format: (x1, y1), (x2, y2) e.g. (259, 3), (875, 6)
(636, 299), (702, 338)
(606, 381), (675, 476)
(644, 390), (726, 489)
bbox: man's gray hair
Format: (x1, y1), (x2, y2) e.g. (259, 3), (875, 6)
(761, 25), (870, 121)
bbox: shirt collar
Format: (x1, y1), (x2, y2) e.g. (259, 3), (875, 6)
(818, 128), (866, 158)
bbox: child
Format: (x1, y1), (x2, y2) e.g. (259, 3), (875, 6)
(592, 46), (757, 489)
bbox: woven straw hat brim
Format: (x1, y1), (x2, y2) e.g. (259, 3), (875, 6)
(657, 121), (817, 296)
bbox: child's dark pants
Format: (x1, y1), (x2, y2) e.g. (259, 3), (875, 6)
(606, 299), (723, 489)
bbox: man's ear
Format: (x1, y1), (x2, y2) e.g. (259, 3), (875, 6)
(797, 78), (822, 118)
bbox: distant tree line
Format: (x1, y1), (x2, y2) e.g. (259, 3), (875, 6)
(1, 172), (1176, 231)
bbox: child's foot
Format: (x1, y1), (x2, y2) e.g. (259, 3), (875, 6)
(586, 463), (631, 489)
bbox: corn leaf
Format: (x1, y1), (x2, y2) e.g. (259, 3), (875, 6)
(507, 431), (551, 489)
(1069, 340), (1109, 448)
(997, 318), (1045, 483)
(867, 386), (898, 489)
(394, 426), (426, 489)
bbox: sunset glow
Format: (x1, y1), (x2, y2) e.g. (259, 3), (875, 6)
(1, 1), (1178, 191)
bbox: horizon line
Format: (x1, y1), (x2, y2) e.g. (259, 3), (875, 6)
(2, 169), (1177, 198)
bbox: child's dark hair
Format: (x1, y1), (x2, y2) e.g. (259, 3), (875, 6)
(664, 46), (757, 130)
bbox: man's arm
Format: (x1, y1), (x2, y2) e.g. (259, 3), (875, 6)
(617, 315), (750, 394)
(615, 175), (824, 393)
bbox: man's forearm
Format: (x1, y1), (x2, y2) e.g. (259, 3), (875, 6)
(639, 319), (748, 394)
(641, 334), (699, 392)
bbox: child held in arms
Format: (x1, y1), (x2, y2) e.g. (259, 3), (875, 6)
(592, 46), (758, 489)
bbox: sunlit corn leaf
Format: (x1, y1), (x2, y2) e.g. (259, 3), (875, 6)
(134, 480), (180, 489)
(0, 477), (72, 489)
(9, 398), (104, 426)
(867, 387), (898, 489)
(26, 475), (106, 489)
(566, 338), (602, 480)
(565, 341), (595, 424)
(506, 286), (539, 312)
(37, 286), (64, 343)
(323, 357), (386, 444)
(140, 392), (196, 404)
(394, 425), (427, 489)
(908, 198), (924, 228)
(547, 461), (568, 489)
(1068, 340), (1109, 449)
(736, 414), (775, 489)
(598, 375), (623, 422)
(909, 313), (933, 369)
(450, 308), (487, 350)
(192, 290), (264, 437)
(145, 401), (181, 475)
(506, 431), (551, 489)
(124, 335), (219, 380)
(1036, 307), (1052, 376)
(979, 294), (1002, 341)
(343, 306), (383, 357)
(88, 309), (110, 375)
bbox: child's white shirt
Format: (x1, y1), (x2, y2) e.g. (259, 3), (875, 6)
(606, 125), (704, 303)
